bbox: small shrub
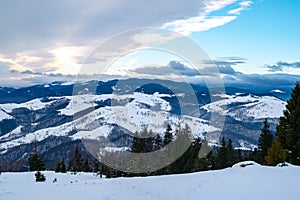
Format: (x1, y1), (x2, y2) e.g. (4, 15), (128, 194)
(35, 171), (46, 182)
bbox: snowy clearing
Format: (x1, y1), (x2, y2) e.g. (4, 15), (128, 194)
(0, 161), (299, 200)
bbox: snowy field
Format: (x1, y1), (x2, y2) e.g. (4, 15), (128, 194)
(0, 161), (299, 200)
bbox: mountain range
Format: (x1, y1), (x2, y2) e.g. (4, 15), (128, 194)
(0, 78), (291, 171)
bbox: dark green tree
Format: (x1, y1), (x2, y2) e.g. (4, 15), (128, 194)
(68, 146), (82, 172)
(226, 139), (235, 166)
(258, 119), (274, 164)
(131, 131), (142, 153)
(28, 154), (45, 171)
(153, 134), (162, 150)
(216, 137), (228, 169)
(55, 161), (61, 173)
(28, 139), (45, 171)
(163, 124), (173, 146)
(265, 139), (287, 166)
(276, 82), (300, 165)
(35, 171), (46, 182)
(61, 158), (66, 173)
(55, 158), (66, 173)
(82, 159), (91, 172)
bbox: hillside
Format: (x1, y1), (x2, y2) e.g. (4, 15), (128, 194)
(0, 80), (289, 170)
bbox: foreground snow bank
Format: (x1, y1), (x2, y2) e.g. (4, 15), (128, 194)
(0, 162), (299, 200)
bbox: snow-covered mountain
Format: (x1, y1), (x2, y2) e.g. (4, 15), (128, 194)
(202, 94), (286, 121)
(1, 161), (299, 200)
(0, 79), (289, 170)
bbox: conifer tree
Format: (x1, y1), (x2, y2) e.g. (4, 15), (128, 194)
(265, 139), (287, 166)
(28, 139), (45, 171)
(35, 171), (46, 182)
(55, 161), (61, 173)
(258, 119), (274, 164)
(153, 134), (162, 150)
(226, 139), (235, 165)
(61, 158), (66, 173)
(216, 137), (228, 169)
(28, 153), (45, 171)
(131, 131), (141, 153)
(82, 159), (91, 172)
(276, 82), (300, 164)
(163, 124), (173, 146)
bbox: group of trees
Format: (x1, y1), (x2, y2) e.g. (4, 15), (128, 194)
(251, 83), (300, 166)
(122, 124), (244, 177)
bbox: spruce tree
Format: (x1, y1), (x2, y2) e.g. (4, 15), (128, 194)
(28, 139), (45, 171)
(163, 124), (173, 146)
(35, 171), (46, 182)
(216, 137), (228, 169)
(131, 131), (141, 153)
(55, 161), (61, 173)
(265, 139), (287, 166)
(276, 82), (300, 164)
(226, 139), (235, 166)
(61, 158), (66, 173)
(258, 119), (274, 164)
(153, 134), (162, 150)
(28, 154), (45, 171)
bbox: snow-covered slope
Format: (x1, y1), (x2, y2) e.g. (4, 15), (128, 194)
(0, 82), (289, 160)
(0, 162), (299, 200)
(0, 109), (11, 121)
(0, 92), (217, 153)
(1, 98), (56, 113)
(202, 94), (286, 121)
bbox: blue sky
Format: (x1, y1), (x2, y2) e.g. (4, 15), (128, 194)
(0, 0), (299, 87)
(193, 0), (300, 74)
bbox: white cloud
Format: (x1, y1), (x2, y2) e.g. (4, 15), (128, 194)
(202, 0), (237, 13)
(228, 1), (253, 15)
(163, 0), (253, 35)
(163, 15), (237, 35)
(0, 0), (254, 86)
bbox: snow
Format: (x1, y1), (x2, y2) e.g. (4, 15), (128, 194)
(61, 82), (74, 86)
(0, 92), (286, 153)
(271, 89), (285, 93)
(71, 125), (113, 140)
(0, 162), (299, 200)
(1, 98), (54, 113)
(0, 109), (11, 121)
(58, 95), (98, 116)
(0, 91), (217, 152)
(202, 94), (286, 121)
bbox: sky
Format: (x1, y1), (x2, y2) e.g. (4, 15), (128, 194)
(0, 0), (299, 87)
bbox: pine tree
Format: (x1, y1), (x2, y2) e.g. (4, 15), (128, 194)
(276, 82), (300, 164)
(61, 158), (66, 173)
(68, 146), (82, 172)
(216, 137), (228, 169)
(82, 159), (91, 172)
(28, 154), (45, 171)
(55, 161), (61, 173)
(144, 129), (154, 153)
(226, 139), (235, 167)
(265, 139), (287, 166)
(28, 139), (45, 171)
(35, 171), (46, 182)
(55, 158), (66, 173)
(153, 134), (162, 150)
(131, 131), (141, 153)
(258, 119), (274, 164)
(163, 124), (173, 146)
